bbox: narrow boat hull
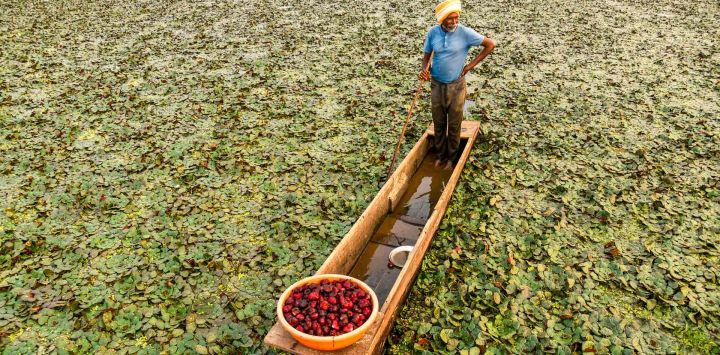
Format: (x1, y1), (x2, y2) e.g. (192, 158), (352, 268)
(265, 121), (481, 354)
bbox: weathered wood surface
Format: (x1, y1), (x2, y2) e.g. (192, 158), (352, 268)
(426, 121), (478, 139)
(264, 121), (480, 354)
(368, 120), (480, 354)
(264, 312), (385, 355)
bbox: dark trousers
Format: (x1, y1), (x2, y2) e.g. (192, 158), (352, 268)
(431, 76), (465, 162)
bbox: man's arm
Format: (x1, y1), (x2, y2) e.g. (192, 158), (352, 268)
(419, 51), (432, 81)
(461, 37), (496, 77)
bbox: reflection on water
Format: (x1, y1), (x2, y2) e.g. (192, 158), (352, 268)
(349, 151), (453, 305)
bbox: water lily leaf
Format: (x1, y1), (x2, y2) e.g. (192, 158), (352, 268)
(440, 328), (453, 343)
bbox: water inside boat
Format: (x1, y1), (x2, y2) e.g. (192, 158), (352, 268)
(349, 141), (466, 304)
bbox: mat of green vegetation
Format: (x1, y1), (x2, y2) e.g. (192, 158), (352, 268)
(1, 0), (718, 353)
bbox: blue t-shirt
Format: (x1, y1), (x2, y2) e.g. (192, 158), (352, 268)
(423, 25), (485, 84)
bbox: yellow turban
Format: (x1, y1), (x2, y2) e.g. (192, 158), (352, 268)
(435, 0), (462, 24)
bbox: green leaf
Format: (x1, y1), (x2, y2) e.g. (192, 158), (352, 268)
(440, 329), (453, 343)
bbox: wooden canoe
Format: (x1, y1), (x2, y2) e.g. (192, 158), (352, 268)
(264, 121), (481, 354)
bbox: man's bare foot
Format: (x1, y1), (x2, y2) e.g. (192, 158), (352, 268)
(434, 159), (443, 168)
(443, 160), (454, 170)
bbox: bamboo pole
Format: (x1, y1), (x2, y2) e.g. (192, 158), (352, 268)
(386, 57), (433, 177)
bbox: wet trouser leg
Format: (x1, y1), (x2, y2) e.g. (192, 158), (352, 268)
(431, 76), (466, 162)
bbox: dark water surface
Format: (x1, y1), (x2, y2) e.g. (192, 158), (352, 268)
(349, 151), (453, 305)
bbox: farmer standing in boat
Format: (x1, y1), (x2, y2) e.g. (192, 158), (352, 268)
(420, 0), (496, 170)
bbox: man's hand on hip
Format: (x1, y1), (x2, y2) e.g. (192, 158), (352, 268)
(463, 37), (497, 78)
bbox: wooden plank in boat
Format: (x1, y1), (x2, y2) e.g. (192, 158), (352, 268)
(426, 122), (478, 139)
(264, 121), (480, 354)
(264, 312), (384, 355)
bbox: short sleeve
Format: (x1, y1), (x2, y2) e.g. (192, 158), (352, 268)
(423, 29), (433, 53)
(465, 27), (485, 47)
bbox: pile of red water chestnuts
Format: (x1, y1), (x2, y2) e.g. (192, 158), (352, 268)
(282, 278), (373, 336)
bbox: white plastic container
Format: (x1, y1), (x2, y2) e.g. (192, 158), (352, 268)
(388, 246), (414, 268)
